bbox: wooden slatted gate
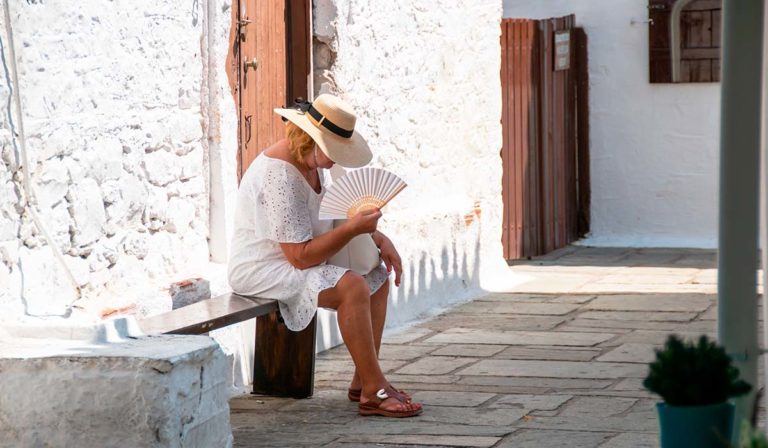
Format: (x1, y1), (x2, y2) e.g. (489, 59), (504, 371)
(500, 15), (590, 261)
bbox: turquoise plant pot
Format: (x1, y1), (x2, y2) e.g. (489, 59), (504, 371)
(656, 402), (735, 448)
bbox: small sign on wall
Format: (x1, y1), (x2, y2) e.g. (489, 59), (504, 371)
(554, 30), (571, 71)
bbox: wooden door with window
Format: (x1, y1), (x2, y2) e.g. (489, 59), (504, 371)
(227, 0), (311, 178)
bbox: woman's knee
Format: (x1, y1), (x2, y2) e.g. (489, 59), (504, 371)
(338, 271), (370, 304)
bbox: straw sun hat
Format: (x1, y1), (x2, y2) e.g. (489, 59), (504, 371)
(274, 94), (372, 168)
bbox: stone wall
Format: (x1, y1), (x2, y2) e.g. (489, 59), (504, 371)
(0, 0), (232, 318)
(312, 0), (507, 331)
(0, 0), (506, 365)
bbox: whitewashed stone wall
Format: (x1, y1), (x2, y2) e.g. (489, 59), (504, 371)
(0, 0), (506, 374)
(312, 0), (507, 332)
(0, 330), (233, 447)
(0, 0), (232, 318)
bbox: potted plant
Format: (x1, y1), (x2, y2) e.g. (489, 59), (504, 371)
(643, 334), (752, 448)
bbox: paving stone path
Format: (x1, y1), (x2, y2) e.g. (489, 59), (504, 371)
(230, 247), (744, 447)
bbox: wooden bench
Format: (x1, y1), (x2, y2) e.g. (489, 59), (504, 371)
(137, 293), (317, 398)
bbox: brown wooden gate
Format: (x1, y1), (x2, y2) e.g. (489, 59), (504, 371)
(226, 0), (311, 178)
(500, 15), (590, 261)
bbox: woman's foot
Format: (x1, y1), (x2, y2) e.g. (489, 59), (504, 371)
(359, 388), (422, 418)
(348, 381), (412, 403)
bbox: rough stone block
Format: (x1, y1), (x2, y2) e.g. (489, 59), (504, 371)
(68, 178), (107, 247)
(18, 247), (77, 316)
(0, 333), (232, 448)
(170, 277), (211, 309)
(166, 197), (196, 233)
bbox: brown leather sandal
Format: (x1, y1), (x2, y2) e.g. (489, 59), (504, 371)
(348, 386), (412, 403)
(347, 388), (362, 402)
(358, 389), (422, 418)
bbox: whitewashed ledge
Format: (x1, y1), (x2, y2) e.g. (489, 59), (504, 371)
(0, 317), (232, 448)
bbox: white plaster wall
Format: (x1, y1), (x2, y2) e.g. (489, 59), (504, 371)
(0, 0), (507, 385)
(0, 0), (223, 318)
(505, 0), (721, 248)
(313, 0), (507, 331)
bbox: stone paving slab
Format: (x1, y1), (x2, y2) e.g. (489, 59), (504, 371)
(423, 315), (567, 332)
(576, 283), (716, 294)
(328, 435), (501, 448)
(410, 391), (496, 407)
(396, 357), (478, 375)
(231, 248), (738, 447)
(564, 318), (715, 333)
(609, 330), (716, 345)
(559, 396), (637, 417)
(596, 343), (657, 364)
(579, 310), (698, 322)
(488, 394), (572, 411)
(494, 346), (601, 361)
(458, 359), (647, 379)
(429, 344), (507, 357)
(457, 375), (615, 391)
(585, 294), (713, 312)
(496, 429), (614, 448)
(422, 328), (615, 346)
(453, 301), (579, 315)
(600, 432), (658, 448)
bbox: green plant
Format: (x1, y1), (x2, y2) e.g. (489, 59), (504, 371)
(740, 420), (768, 448)
(643, 334), (752, 406)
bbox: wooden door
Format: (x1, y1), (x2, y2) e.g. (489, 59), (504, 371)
(500, 15), (589, 261)
(229, 0), (311, 178)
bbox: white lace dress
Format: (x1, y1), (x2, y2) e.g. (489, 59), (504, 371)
(227, 155), (389, 331)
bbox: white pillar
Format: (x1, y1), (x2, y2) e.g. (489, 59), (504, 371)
(719, 0), (764, 439)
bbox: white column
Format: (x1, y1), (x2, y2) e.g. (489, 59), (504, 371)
(719, 0), (764, 439)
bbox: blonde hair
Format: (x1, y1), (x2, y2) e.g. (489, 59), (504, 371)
(285, 122), (315, 168)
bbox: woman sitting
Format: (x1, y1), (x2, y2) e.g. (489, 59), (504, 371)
(228, 94), (422, 418)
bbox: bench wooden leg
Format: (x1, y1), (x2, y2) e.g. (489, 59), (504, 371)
(252, 310), (317, 398)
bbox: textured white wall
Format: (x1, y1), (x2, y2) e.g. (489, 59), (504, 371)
(0, 0), (506, 371)
(504, 0), (721, 248)
(0, 0), (232, 318)
(313, 0), (507, 332)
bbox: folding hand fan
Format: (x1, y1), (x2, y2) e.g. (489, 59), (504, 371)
(319, 167), (407, 220)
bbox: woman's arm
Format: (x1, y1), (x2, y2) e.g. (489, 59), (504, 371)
(280, 209), (382, 270)
(372, 230), (403, 287)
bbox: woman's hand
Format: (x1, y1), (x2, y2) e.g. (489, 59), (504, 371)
(346, 208), (381, 235)
(377, 234), (403, 287)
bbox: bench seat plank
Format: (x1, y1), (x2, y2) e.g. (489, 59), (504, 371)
(138, 293), (278, 336)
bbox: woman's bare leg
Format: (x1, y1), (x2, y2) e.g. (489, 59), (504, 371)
(319, 272), (419, 412)
(349, 280), (389, 391)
